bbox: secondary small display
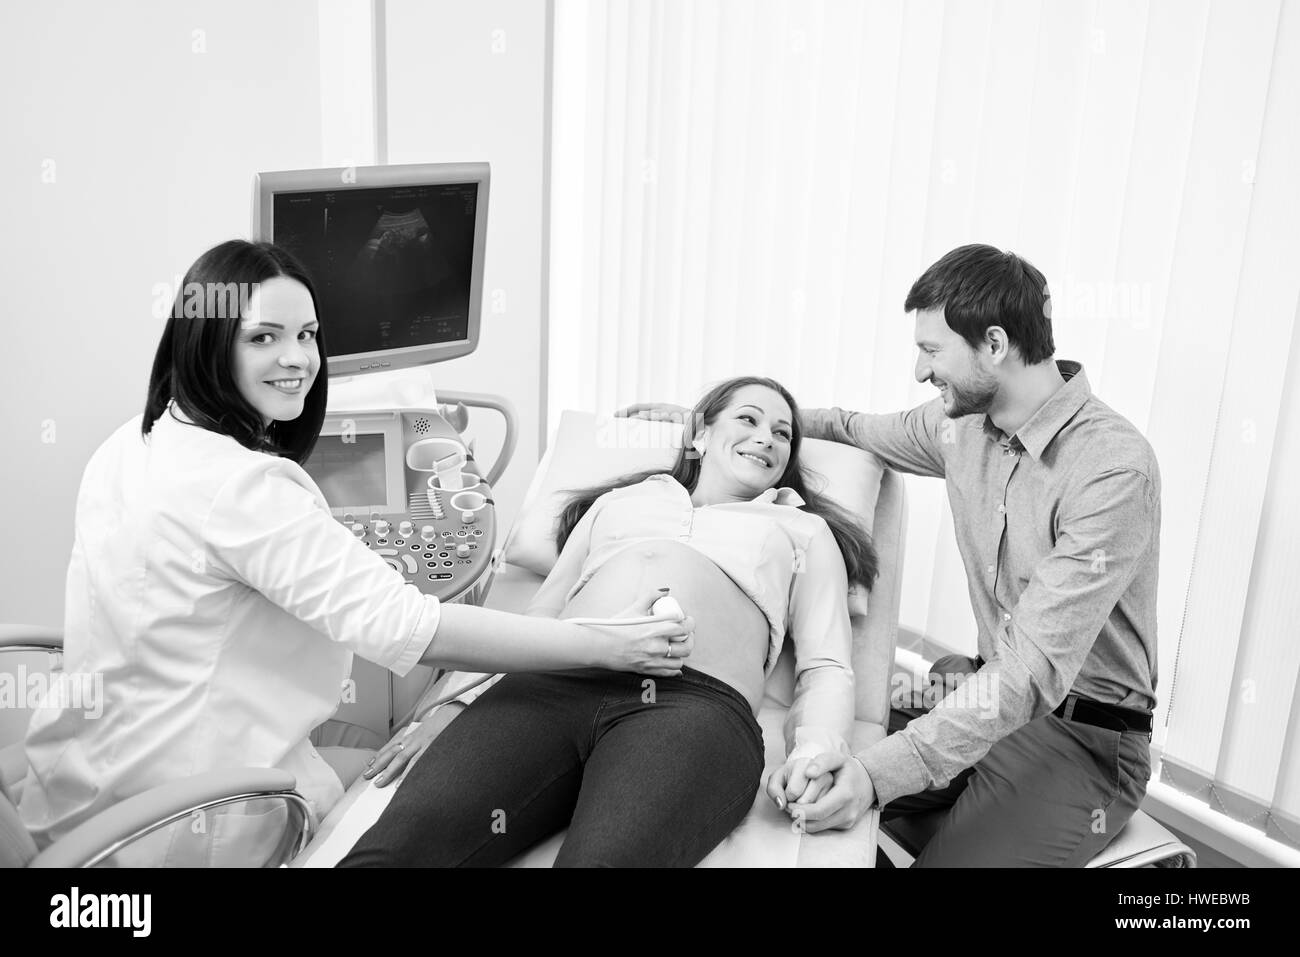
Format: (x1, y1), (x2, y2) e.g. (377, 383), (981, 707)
(305, 432), (388, 509)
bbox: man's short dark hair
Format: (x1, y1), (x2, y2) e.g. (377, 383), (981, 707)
(904, 244), (1055, 364)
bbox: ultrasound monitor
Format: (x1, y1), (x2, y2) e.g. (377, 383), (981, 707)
(252, 163), (489, 377)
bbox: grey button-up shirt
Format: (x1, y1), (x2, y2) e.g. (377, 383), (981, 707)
(802, 361), (1160, 806)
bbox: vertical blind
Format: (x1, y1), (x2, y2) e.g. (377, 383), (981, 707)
(549, 0), (1300, 850)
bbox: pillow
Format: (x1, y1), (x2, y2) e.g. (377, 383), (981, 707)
(504, 411), (885, 579)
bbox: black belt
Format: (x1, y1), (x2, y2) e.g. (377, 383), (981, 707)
(1052, 694), (1152, 736)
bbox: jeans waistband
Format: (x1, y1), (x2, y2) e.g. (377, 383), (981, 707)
(568, 666), (753, 717)
(674, 666), (753, 714)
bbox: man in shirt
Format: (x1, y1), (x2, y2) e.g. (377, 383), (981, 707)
(625, 243), (1160, 866)
(794, 244), (1160, 866)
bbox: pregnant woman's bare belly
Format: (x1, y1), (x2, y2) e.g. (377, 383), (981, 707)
(561, 540), (769, 713)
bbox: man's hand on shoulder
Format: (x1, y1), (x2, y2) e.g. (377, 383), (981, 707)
(614, 402), (691, 422)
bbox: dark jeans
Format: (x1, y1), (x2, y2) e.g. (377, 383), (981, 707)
(882, 657), (1152, 867)
(337, 667), (765, 868)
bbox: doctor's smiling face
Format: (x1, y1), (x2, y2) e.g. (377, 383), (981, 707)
(233, 276), (321, 427)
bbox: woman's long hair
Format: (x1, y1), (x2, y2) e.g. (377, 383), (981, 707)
(556, 376), (878, 588)
(142, 240), (329, 463)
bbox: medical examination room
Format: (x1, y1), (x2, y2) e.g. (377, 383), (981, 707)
(1, 0), (1297, 907)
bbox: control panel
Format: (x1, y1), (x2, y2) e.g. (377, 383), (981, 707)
(303, 407), (496, 602)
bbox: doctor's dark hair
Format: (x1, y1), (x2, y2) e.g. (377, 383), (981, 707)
(904, 244), (1055, 365)
(142, 240), (329, 463)
(554, 376), (878, 589)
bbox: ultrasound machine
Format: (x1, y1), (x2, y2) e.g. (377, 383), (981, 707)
(253, 162), (518, 744)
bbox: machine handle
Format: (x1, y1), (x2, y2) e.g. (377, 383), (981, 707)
(435, 390), (518, 487)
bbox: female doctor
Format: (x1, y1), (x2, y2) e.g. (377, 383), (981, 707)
(18, 240), (693, 867)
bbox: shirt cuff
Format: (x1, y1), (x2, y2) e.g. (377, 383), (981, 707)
(856, 731), (933, 809)
(386, 595), (440, 677)
(788, 726), (848, 763)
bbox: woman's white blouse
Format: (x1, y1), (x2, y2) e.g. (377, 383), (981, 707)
(19, 405), (439, 865)
(563, 474), (857, 760)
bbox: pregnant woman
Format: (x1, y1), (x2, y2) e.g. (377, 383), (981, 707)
(339, 375), (878, 867)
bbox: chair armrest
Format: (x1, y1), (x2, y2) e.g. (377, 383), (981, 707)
(0, 625), (63, 653)
(28, 767), (316, 868)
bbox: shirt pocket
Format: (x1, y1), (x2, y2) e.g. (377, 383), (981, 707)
(594, 492), (678, 542)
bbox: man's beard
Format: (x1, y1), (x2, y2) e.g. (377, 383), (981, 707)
(939, 373), (998, 418)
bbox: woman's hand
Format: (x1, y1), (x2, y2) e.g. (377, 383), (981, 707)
(767, 754), (835, 812)
(362, 702), (465, 787)
(575, 588), (695, 677)
(614, 402), (692, 423)
(759, 754), (832, 816)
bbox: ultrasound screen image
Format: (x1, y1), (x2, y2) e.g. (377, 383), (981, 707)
(273, 183), (478, 357)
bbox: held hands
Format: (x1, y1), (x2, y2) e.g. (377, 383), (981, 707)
(766, 754), (836, 815)
(576, 588), (695, 677)
(767, 751), (875, 833)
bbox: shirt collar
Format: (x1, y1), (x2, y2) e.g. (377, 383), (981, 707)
(982, 360), (1089, 461)
(761, 486), (806, 507)
(646, 472), (805, 507)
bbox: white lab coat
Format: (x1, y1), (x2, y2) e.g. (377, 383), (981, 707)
(20, 403), (439, 866)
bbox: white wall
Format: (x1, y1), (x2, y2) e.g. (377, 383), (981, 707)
(383, 0), (549, 535)
(0, 0), (551, 629)
(0, 0), (326, 627)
